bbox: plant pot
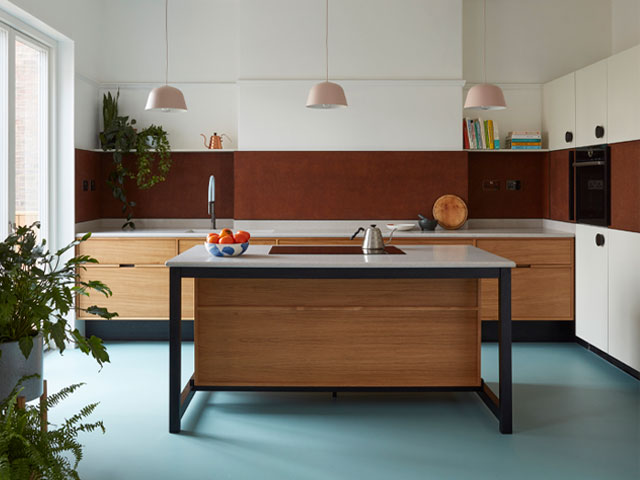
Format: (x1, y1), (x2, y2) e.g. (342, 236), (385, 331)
(0, 333), (43, 402)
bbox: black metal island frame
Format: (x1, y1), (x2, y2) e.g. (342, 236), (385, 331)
(166, 244), (516, 434)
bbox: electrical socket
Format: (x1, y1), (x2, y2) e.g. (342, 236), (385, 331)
(506, 180), (521, 191)
(82, 180), (88, 191)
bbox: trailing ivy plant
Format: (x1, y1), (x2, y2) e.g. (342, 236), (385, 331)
(0, 376), (105, 479)
(99, 90), (173, 230)
(0, 223), (116, 366)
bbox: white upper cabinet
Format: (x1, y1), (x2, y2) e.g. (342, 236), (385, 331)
(575, 59), (608, 147)
(607, 45), (640, 145)
(542, 72), (576, 150)
(575, 224), (609, 352)
(608, 229), (640, 371)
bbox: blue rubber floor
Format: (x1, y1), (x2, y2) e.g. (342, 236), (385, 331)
(42, 342), (639, 480)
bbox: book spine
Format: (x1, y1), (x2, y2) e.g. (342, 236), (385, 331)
(488, 120), (495, 150)
(479, 118), (486, 149)
(509, 145), (542, 150)
(463, 119), (470, 149)
(493, 122), (500, 149)
(469, 119), (476, 149)
(474, 120), (482, 150)
(508, 142), (542, 146)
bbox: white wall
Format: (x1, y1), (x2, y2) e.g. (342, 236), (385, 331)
(612, 0), (640, 54)
(100, 83), (238, 150)
(463, 0), (612, 84)
(238, 80), (464, 150)
(98, 0), (464, 151)
(463, 0), (612, 143)
(238, 0), (462, 80)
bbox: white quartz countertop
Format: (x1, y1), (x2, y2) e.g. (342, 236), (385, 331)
(166, 244), (516, 269)
(76, 219), (574, 239)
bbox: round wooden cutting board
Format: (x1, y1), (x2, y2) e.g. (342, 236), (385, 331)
(432, 194), (468, 230)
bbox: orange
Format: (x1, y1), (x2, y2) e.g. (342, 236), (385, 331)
(218, 235), (235, 244)
(235, 230), (251, 241)
(234, 231), (250, 243)
(206, 233), (219, 244)
(219, 228), (233, 238)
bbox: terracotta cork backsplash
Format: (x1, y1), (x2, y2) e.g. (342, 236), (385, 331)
(75, 151), (234, 223)
(76, 148), (564, 223)
(610, 141), (640, 233)
(234, 151), (468, 220)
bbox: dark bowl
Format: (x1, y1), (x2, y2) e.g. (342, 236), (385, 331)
(418, 218), (438, 231)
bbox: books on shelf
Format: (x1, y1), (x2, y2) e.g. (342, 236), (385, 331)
(506, 130), (542, 150)
(463, 118), (500, 150)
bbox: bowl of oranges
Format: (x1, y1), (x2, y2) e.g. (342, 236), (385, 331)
(204, 229), (251, 257)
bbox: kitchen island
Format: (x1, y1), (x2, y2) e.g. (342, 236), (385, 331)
(166, 244), (516, 434)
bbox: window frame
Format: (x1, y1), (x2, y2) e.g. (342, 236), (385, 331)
(0, 16), (53, 240)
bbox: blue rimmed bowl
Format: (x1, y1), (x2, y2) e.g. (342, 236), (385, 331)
(204, 241), (249, 257)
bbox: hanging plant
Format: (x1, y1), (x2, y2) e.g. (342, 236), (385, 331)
(99, 91), (173, 230)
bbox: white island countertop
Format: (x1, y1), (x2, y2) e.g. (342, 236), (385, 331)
(166, 244), (516, 269)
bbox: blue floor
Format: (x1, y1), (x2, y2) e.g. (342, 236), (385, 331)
(43, 342), (639, 480)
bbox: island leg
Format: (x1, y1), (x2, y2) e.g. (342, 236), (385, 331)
(498, 268), (513, 434)
(169, 267), (182, 433)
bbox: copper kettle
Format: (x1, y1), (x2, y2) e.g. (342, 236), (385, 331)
(201, 132), (231, 150)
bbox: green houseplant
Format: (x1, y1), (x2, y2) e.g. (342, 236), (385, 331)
(0, 223), (116, 401)
(0, 376), (105, 479)
(100, 90), (173, 230)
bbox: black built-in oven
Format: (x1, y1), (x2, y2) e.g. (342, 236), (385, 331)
(574, 145), (610, 226)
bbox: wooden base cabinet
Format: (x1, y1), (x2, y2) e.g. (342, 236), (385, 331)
(77, 267), (170, 319)
(480, 267), (573, 320)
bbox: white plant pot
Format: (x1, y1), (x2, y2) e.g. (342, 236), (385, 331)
(0, 333), (43, 402)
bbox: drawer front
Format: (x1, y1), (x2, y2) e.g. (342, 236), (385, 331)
(476, 238), (573, 265)
(197, 278), (478, 308)
(77, 267), (169, 319)
(77, 238), (176, 265)
(195, 307), (480, 387)
(480, 267), (574, 320)
(178, 239), (202, 254)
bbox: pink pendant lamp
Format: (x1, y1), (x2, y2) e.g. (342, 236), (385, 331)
(464, 0), (506, 111)
(306, 0), (347, 109)
(146, 0), (187, 112)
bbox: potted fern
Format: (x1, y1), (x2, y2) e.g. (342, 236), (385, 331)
(0, 377), (105, 479)
(0, 223), (117, 402)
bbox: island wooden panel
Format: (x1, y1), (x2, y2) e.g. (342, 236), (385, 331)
(197, 278), (477, 308)
(480, 267), (574, 320)
(77, 267), (169, 319)
(195, 306), (480, 387)
(77, 238), (176, 265)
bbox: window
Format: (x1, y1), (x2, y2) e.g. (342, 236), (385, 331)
(0, 21), (49, 239)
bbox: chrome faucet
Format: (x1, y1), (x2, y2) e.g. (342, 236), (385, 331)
(208, 175), (215, 229)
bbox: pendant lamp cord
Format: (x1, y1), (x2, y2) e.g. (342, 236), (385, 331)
(482, 0), (486, 83)
(325, 0), (329, 83)
(165, 0), (169, 85)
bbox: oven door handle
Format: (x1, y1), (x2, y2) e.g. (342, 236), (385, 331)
(573, 161), (606, 167)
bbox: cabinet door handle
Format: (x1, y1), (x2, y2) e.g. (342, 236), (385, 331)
(119, 264), (136, 268)
(565, 131), (573, 143)
(595, 234), (605, 247)
(515, 264), (531, 268)
(595, 125), (605, 138)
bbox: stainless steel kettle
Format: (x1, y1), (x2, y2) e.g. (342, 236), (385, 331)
(351, 224), (395, 254)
